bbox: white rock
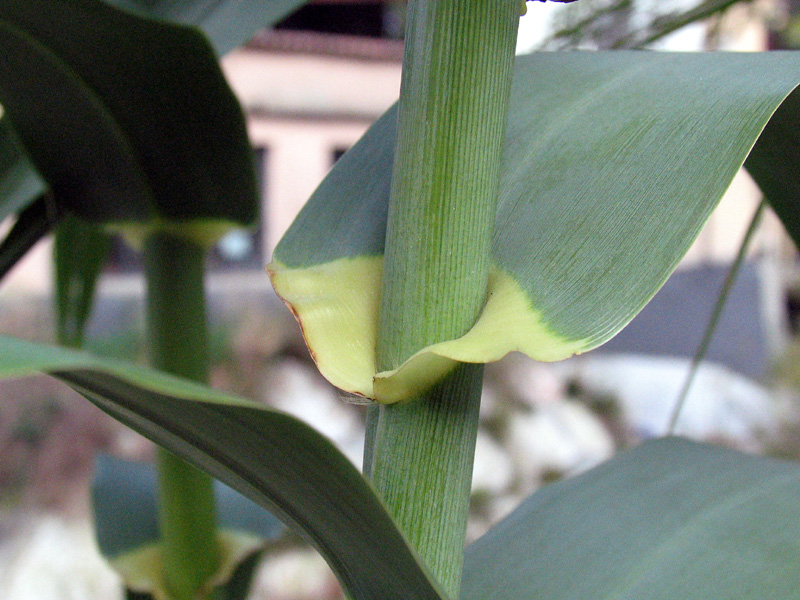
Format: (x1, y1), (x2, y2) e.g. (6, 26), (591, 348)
(249, 548), (341, 600)
(471, 432), (513, 495)
(0, 514), (122, 600)
(499, 354), (567, 408)
(478, 385), (500, 422)
(505, 400), (615, 484)
(554, 354), (779, 451)
(262, 359), (365, 468)
(485, 493), (525, 530)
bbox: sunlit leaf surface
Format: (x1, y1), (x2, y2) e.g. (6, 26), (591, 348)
(271, 51), (800, 403)
(462, 438), (800, 600)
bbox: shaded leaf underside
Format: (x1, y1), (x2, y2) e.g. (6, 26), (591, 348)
(270, 51), (800, 403)
(0, 117), (44, 220)
(0, 0), (304, 224)
(2, 336), (800, 599)
(103, 0), (309, 56)
(0, 0), (257, 232)
(0, 335), (445, 600)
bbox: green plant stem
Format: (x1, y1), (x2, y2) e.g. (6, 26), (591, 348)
(143, 232), (219, 600)
(667, 199), (765, 434)
(612, 0), (745, 48)
(370, 365), (483, 596)
(368, 0), (519, 596)
(362, 404), (379, 480)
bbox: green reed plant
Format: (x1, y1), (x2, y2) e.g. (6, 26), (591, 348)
(4, 1), (800, 599)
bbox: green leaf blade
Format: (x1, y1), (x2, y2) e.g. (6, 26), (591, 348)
(103, 0), (309, 56)
(461, 438), (800, 600)
(269, 51), (800, 402)
(0, 335), (446, 600)
(0, 117), (46, 219)
(0, 0), (257, 234)
(495, 52), (798, 351)
(54, 217), (112, 348)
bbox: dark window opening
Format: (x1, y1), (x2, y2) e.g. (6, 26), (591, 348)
(276, 1), (404, 39)
(331, 146), (349, 165)
(787, 287), (800, 336)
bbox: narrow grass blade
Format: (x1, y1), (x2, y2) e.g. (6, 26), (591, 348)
(54, 216), (111, 348)
(667, 200), (765, 434)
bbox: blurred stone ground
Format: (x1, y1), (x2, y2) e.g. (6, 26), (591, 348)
(0, 292), (798, 600)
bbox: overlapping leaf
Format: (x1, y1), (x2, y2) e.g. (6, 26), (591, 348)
(103, 0), (308, 55)
(0, 0), (257, 237)
(4, 334), (798, 599)
(92, 455), (282, 557)
(744, 87), (800, 249)
(462, 438), (800, 600)
(0, 118), (46, 276)
(0, 117), (44, 220)
(269, 51), (800, 403)
(0, 335), (446, 600)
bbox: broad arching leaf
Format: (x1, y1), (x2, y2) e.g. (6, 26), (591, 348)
(269, 51), (800, 403)
(745, 86), (800, 250)
(461, 438), (800, 600)
(0, 335), (446, 600)
(0, 0), (257, 241)
(103, 0), (309, 55)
